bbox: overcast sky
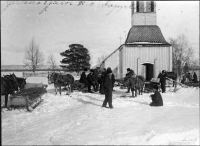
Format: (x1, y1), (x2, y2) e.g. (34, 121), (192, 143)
(1, 1), (199, 67)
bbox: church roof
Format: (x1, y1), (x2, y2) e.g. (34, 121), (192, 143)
(125, 25), (170, 44)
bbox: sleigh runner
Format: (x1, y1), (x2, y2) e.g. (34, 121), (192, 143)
(8, 83), (47, 111)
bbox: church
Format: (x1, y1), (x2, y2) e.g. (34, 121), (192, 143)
(100, 1), (172, 81)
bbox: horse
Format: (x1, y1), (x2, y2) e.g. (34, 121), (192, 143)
(165, 71), (177, 87)
(48, 72), (74, 95)
(124, 75), (145, 97)
(1, 73), (19, 108)
(17, 77), (27, 89)
(93, 67), (101, 92)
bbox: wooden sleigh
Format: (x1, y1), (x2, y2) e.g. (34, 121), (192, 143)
(144, 78), (161, 93)
(8, 83), (47, 112)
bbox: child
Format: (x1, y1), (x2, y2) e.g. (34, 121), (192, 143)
(150, 85), (163, 106)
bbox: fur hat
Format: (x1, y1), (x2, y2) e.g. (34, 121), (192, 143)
(106, 67), (112, 74)
(127, 68), (131, 71)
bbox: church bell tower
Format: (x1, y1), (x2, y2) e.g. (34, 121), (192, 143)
(131, 1), (156, 26)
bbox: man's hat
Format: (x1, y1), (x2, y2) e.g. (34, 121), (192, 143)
(127, 68), (131, 71)
(107, 67), (112, 74)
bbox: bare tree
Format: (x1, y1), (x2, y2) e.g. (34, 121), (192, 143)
(23, 37), (44, 72)
(97, 54), (107, 65)
(169, 34), (196, 78)
(47, 53), (57, 71)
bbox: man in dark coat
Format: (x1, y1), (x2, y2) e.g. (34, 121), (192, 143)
(102, 67), (114, 109)
(79, 68), (88, 88)
(150, 85), (163, 106)
(87, 69), (95, 93)
(125, 68), (134, 93)
(158, 70), (167, 93)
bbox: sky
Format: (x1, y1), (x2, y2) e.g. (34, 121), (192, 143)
(1, 1), (199, 67)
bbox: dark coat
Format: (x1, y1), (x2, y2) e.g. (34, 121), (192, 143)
(150, 91), (163, 106)
(100, 72), (106, 94)
(126, 69), (134, 78)
(79, 72), (88, 85)
(87, 73), (95, 85)
(104, 74), (113, 91)
(159, 73), (166, 85)
(193, 73), (198, 82)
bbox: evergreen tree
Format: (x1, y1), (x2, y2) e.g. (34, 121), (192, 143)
(60, 44), (90, 74)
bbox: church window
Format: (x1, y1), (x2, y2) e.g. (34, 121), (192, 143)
(136, 1), (144, 13)
(151, 1), (154, 12)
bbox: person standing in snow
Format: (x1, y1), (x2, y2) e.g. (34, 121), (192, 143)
(192, 72), (198, 83)
(87, 69), (95, 93)
(125, 68), (135, 93)
(102, 67), (114, 109)
(158, 70), (167, 93)
(149, 85), (163, 106)
(79, 68), (88, 89)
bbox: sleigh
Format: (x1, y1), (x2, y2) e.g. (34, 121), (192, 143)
(8, 83), (47, 112)
(144, 78), (161, 93)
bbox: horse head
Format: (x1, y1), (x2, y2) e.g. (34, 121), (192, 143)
(10, 73), (19, 91)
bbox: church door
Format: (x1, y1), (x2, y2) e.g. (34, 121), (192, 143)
(142, 63), (154, 81)
(146, 64), (153, 81)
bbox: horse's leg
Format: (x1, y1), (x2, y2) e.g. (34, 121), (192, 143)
(55, 85), (57, 95)
(71, 84), (73, 92)
(135, 88), (137, 97)
(131, 88), (134, 97)
(5, 94), (8, 108)
(59, 85), (61, 95)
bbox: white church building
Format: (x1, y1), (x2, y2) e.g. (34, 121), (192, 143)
(100, 1), (172, 81)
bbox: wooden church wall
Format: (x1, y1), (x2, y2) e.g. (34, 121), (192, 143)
(101, 49), (120, 78)
(120, 46), (172, 78)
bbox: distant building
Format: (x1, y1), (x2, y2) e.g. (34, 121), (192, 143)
(100, 1), (172, 81)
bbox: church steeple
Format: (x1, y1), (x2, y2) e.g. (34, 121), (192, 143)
(131, 1), (156, 26)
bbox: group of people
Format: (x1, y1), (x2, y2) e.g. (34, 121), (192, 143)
(181, 72), (198, 84)
(79, 68), (97, 93)
(125, 68), (163, 106)
(79, 67), (115, 109)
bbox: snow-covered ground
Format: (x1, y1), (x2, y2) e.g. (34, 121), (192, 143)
(2, 77), (199, 145)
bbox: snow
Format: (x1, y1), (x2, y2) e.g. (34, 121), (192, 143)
(2, 77), (199, 145)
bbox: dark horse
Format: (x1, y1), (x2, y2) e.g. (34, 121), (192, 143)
(1, 73), (19, 108)
(16, 77), (27, 89)
(93, 67), (101, 92)
(48, 72), (74, 95)
(124, 75), (145, 97)
(165, 71), (177, 87)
